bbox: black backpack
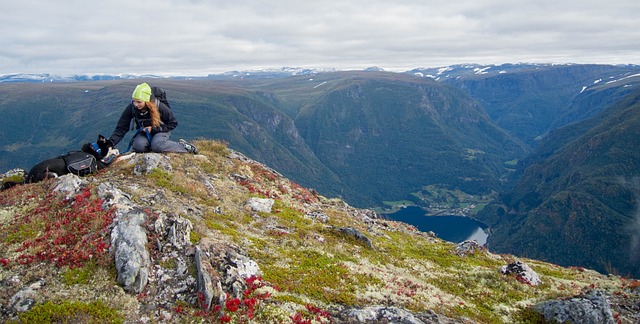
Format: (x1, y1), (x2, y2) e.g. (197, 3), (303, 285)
(151, 86), (170, 109)
(62, 151), (98, 177)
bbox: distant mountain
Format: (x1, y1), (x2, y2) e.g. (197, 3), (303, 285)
(0, 73), (166, 83)
(409, 63), (640, 147)
(0, 67), (333, 83)
(476, 87), (640, 277)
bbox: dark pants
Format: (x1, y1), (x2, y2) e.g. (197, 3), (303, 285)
(132, 132), (187, 153)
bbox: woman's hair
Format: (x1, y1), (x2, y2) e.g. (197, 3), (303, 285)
(146, 100), (161, 128)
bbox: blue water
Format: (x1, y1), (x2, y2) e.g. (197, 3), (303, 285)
(383, 206), (488, 245)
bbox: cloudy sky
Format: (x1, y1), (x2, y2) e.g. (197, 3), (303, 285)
(1, 0), (639, 76)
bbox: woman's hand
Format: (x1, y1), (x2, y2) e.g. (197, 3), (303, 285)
(143, 126), (152, 133)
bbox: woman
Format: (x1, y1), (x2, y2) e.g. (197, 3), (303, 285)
(108, 83), (198, 154)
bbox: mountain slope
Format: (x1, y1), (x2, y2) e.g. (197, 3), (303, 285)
(264, 72), (528, 206)
(477, 88), (640, 277)
(1, 141), (639, 323)
(411, 64), (640, 147)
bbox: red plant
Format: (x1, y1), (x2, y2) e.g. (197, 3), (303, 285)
(192, 275), (272, 322)
(290, 303), (332, 323)
(0, 186), (115, 269)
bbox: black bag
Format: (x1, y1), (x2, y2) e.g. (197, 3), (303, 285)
(151, 86), (170, 109)
(62, 152), (98, 176)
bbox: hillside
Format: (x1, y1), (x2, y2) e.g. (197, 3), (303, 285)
(1, 141), (639, 323)
(477, 88), (640, 278)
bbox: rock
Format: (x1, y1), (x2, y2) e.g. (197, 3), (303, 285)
(195, 246), (215, 310)
(155, 213), (193, 250)
(339, 306), (425, 324)
(130, 153), (172, 176)
(1, 168), (26, 187)
(454, 240), (484, 256)
(97, 182), (133, 211)
(224, 250), (262, 282)
(335, 226), (374, 249)
(52, 174), (88, 196)
(10, 279), (45, 313)
(246, 197), (274, 213)
(305, 211), (330, 223)
(111, 208), (150, 293)
(499, 261), (541, 286)
(534, 290), (615, 324)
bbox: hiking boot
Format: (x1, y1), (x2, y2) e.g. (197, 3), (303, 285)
(179, 139), (199, 154)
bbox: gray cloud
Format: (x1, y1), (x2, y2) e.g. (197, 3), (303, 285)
(1, 0), (639, 75)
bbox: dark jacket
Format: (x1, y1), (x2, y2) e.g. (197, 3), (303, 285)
(109, 101), (178, 146)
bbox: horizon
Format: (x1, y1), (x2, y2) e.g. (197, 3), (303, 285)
(3, 61), (640, 79)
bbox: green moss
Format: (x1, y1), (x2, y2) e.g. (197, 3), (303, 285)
(189, 230), (201, 244)
(148, 169), (187, 194)
(204, 213), (242, 240)
(263, 248), (360, 305)
(2, 174), (25, 185)
(5, 223), (41, 244)
(14, 300), (122, 323)
(63, 262), (97, 285)
(512, 306), (549, 323)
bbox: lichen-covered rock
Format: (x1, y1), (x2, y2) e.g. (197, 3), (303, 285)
(130, 153), (172, 176)
(499, 260), (542, 286)
(111, 208), (150, 293)
(335, 226), (374, 249)
(52, 173), (88, 196)
(246, 197), (274, 213)
(534, 290), (615, 324)
(454, 240), (485, 257)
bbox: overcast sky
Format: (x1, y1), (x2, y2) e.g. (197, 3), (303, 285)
(1, 0), (639, 76)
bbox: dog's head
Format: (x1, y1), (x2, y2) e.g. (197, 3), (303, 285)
(84, 134), (116, 158)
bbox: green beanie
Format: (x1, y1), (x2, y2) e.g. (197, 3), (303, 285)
(132, 83), (152, 102)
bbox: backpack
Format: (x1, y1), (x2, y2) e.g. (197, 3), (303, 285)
(151, 86), (170, 109)
(62, 151), (98, 177)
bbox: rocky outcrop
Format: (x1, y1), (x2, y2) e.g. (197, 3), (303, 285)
(110, 208), (150, 293)
(454, 240), (485, 257)
(535, 290), (615, 324)
(499, 260), (542, 286)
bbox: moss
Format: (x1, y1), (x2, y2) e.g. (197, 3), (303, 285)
(5, 222), (42, 244)
(263, 248), (361, 306)
(204, 213), (243, 240)
(148, 169), (187, 194)
(14, 300), (122, 323)
(189, 230), (201, 244)
(2, 174), (25, 185)
(63, 262), (97, 285)
(512, 306), (550, 323)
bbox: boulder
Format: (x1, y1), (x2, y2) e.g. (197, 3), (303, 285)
(499, 261), (541, 286)
(111, 208), (150, 293)
(534, 290), (615, 324)
(246, 197), (274, 213)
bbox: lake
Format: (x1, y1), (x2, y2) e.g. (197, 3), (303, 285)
(382, 206), (489, 245)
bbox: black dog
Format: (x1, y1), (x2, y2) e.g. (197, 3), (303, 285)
(24, 134), (118, 184)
